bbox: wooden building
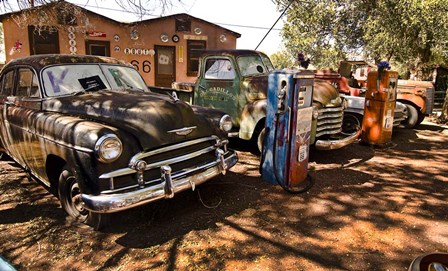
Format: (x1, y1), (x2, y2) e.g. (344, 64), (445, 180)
(0, 1), (240, 86)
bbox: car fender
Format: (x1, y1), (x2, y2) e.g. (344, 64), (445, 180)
(238, 99), (267, 140)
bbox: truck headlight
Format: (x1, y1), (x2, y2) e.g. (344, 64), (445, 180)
(219, 114), (233, 132)
(95, 134), (122, 163)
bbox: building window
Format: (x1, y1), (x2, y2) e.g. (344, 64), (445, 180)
(85, 40), (110, 57)
(187, 40), (206, 76)
(176, 18), (191, 32)
(28, 26), (60, 55)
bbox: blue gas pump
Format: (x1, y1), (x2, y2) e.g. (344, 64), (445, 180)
(260, 69), (314, 193)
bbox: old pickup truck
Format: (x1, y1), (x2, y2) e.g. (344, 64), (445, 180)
(166, 50), (360, 151)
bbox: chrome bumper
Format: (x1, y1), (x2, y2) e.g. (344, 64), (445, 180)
(315, 128), (361, 150)
(81, 151), (238, 213)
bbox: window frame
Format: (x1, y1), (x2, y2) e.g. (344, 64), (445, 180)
(187, 40), (206, 77)
(28, 26), (60, 55)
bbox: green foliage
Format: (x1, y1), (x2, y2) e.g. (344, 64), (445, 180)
(269, 50), (295, 69)
(275, 0), (448, 77)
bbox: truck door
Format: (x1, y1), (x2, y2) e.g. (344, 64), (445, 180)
(195, 57), (240, 121)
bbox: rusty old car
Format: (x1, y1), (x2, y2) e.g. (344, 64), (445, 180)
(0, 54), (237, 229)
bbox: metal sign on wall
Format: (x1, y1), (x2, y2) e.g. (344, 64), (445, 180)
(87, 31), (107, 38)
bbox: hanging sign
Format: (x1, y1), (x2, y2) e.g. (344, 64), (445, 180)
(87, 31), (107, 38)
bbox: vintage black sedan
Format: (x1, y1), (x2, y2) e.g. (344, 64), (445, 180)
(0, 55), (237, 229)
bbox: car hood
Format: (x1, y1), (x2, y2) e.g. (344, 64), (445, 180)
(313, 79), (342, 108)
(42, 90), (215, 150)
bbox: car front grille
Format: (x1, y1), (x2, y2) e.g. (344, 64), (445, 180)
(316, 106), (343, 138)
(99, 136), (225, 193)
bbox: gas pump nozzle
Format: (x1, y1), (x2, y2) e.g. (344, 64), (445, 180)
(277, 85), (287, 112)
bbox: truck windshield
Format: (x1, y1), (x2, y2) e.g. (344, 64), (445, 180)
(42, 64), (148, 97)
(261, 54), (274, 72)
(237, 55), (269, 77)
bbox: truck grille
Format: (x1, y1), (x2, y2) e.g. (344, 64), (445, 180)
(99, 136), (223, 193)
(316, 106), (343, 138)
(425, 85), (435, 114)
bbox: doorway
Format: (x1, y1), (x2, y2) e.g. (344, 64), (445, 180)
(155, 45), (176, 87)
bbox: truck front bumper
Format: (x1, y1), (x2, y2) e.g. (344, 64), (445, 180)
(81, 150), (237, 214)
(315, 129), (361, 150)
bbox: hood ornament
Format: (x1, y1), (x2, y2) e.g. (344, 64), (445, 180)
(167, 126), (197, 136)
(171, 91), (179, 102)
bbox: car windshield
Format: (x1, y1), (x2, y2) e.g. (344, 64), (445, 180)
(42, 64), (148, 97)
(237, 55), (270, 77)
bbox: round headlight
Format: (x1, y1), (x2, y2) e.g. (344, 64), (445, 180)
(95, 134), (122, 163)
(219, 114), (233, 132)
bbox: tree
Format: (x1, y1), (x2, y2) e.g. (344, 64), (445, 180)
(276, 0), (448, 72)
(0, 0), (181, 23)
(275, 0), (448, 123)
(270, 49), (295, 69)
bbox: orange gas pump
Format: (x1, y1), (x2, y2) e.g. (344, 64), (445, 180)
(361, 70), (398, 145)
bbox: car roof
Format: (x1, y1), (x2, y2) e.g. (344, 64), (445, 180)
(199, 49), (268, 58)
(4, 54), (129, 71)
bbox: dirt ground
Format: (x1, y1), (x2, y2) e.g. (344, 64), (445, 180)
(0, 117), (447, 271)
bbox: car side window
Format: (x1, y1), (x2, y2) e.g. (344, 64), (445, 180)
(1, 70), (15, 97)
(17, 68), (39, 98)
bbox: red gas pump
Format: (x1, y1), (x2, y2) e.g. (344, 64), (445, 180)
(361, 70), (398, 146)
(260, 69), (314, 193)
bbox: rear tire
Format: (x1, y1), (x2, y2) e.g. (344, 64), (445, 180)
(58, 166), (109, 230)
(401, 104), (420, 129)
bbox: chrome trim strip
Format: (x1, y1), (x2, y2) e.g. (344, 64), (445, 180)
(317, 107), (343, 113)
(167, 126), (197, 135)
(130, 136), (218, 163)
(316, 117), (343, 125)
(81, 152), (238, 213)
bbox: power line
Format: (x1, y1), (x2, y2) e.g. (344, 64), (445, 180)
(78, 3), (282, 31)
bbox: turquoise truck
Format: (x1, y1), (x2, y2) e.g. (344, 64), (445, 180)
(154, 49), (360, 151)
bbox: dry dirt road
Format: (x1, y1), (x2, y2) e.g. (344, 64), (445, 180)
(0, 118), (447, 271)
